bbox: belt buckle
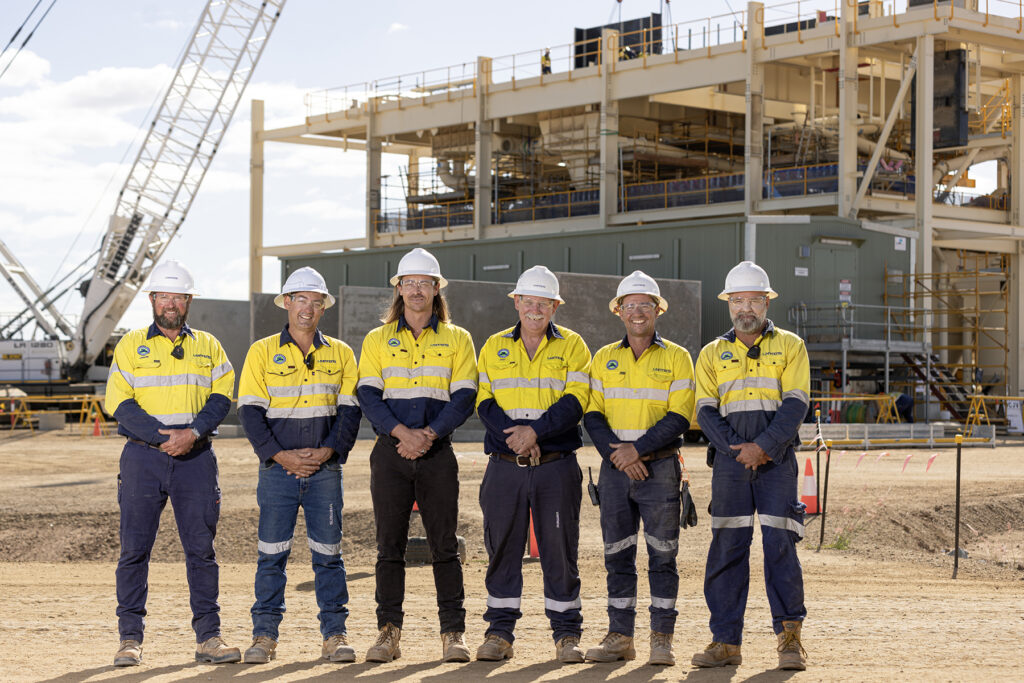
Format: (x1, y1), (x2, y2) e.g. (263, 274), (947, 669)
(515, 454), (540, 467)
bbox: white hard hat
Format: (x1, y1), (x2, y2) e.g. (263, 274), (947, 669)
(508, 265), (564, 303)
(142, 259), (200, 296)
(389, 247), (447, 288)
(609, 270), (667, 314)
(274, 266), (335, 310)
(719, 260), (778, 300)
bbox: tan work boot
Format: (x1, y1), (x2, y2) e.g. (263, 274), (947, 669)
(476, 634), (514, 661)
(648, 631), (675, 666)
(195, 636), (241, 664)
(365, 623), (401, 663)
(584, 632), (636, 662)
(441, 631), (471, 662)
(243, 636), (277, 664)
(323, 633), (356, 662)
(114, 640), (142, 667)
(691, 641), (742, 667)
(777, 620), (807, 671)
(555, 635), (585, 663)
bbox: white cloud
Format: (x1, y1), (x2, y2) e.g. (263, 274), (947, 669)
(144, 18), (184, 30)
(388, 23), (409, 34)
(0, 50), (50, 88)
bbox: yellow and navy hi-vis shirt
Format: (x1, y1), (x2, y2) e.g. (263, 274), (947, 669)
(476, 321), (591, 455)
(105, 322), (234, 443)
(356, 314), (478, 438)
(584, 332), (695, 459)
(695, 319), (810, 463)
(237, 326), (361, 464)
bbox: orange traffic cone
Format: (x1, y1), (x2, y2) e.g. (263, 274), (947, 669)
(92, 416), (102, 437)
(412, 500), (419, 512)
(801, 457), (819, 514)
(528, 511), (539, 558)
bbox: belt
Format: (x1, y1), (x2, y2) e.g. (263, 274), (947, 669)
(639, 446), (679, 462)
(495, 451), (569, 467)
(127, 436), (211, 452)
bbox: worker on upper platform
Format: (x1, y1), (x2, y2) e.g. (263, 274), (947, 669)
(691, 260), (810, 671)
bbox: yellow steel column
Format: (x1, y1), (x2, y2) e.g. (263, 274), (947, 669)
(838, 0), (860, 216)
(914, 35), (934, 308)
(1010, 75), (1024, 393)
(744, 2), (764, 261)
(249, 98), (264, 300)
(366, 103), (381, 249)
(474, 56), (493, 240)
(599, 28), (619, 229)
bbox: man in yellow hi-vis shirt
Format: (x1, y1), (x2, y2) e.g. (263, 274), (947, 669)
(105, 260), (238, 667)
(356, 248), (477, 664)
(691, 261), (810, 671)
(237, 267), (361, 665)
(474, 265), (591, 665)
(582, 271), (694, 667)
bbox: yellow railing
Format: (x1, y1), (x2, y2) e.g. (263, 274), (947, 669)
(373, 197), (474, 235)
(812, 394), (902, 423)
(3, 394), (111, 434)
(964, 394), (1023, 435)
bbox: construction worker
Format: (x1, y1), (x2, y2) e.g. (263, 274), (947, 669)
(237, 267), (361, 664)
(105, 260), (239, 667)
(541, 48), (552, 74)
(356, 248), (477, 663)
(582, 271), (695, 666)
(691, 261), (810, 671)
(475, 265), (591, 664)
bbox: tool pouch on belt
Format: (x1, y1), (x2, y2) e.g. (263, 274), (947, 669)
(706, 443), (716, 467)
(680, 480), (698, 528)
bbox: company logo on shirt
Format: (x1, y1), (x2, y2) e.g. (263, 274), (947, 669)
(137, 345), (150, 357)
(272, 353), (286, 364)
(720, 351), (734, 360)
(387, 338), (401, 347)
(763, 350), (783, 356)
(497, 348), (510, 359)
(606, 359), (618, 370)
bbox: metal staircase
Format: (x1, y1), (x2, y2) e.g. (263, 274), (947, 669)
(900, 353), (973, 420)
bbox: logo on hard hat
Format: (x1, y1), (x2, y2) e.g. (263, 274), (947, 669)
(137, 345), (150, 357)
(387, 338), (400, 347)
(720, 351), (733, 360)
(606, 359), (618, 370)
(273, 354), (286, 364)
(497, 348), (510, 359)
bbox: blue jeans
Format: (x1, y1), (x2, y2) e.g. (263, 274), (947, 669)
(252, 461), (349, 640)
(598, 456), (681, 636)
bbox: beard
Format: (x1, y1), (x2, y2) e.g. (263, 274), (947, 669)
(152, 303), (189, 330)
(731, 309), (766, 335)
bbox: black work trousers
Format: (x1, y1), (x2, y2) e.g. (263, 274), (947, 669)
(369, 434), (465, 633)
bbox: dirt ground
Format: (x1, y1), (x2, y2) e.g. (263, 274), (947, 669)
(1, 430), (1022, 682)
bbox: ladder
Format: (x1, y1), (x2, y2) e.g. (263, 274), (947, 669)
(900, 353), (974, 421)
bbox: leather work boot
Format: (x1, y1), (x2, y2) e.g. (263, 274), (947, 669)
(365, 623), (401, 663)
(691, 641), (742, 667)
(243, 636), (277, 664)
(584, 632), (636, 662)
(476, 634), (514, 661)
(554, 635), (585, 663)
(323, 633), (356, 662)
(648, 631), (675, 666)
(113, 640), (142, 667)
(195, 636), (241, 664)
(776, 620), (807, 671)
(441, 631), (471, 662)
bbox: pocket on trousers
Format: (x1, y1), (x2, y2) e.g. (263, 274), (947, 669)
(206, 486), (222, 529)
(116, 473), (122, 503)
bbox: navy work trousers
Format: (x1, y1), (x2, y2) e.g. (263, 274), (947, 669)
(479, 454), (583, 643)
(598, 456), (681, 636)
(116, 441), (222, 643)
(369, 435), (465, 633)
(704, 450), (807, 644)
(252, 461), (349, 640)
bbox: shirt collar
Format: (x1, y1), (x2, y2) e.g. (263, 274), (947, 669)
(617, 330), (665, 350)
(508, 320), (563, 341)
(719, 318), (776, 343)
(397, 313), (439, 334)
(147, 321), (195, 341)
(279, 324), (328, 349)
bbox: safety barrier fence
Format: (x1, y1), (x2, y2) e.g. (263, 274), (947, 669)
(2, 394), (111, 434)
(798, 421), (995, 447)
(964, 394), (1024, 435)
(811, 394), (903, 424)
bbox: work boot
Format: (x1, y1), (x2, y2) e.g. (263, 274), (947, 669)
(648, 631), (675, 666)
(195, 636), (241, 664)
(776, 621), (807, 671)
(441, 631), (471, 662)
(476, 634), (514, 661)
(365, 623), (401, 663)
(554, 635), (585, 663)
(113, 640), (142, 667)
(323, 633), (356, 662)
(243, 636), (277, 664)
(691, 641), (742, 667)
(584, 632), (636, 662)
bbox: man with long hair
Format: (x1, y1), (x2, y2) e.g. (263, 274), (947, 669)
(356, 248), (477, 663)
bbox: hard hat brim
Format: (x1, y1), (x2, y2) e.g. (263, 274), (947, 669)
(390, 274), (448, 288)
(718, 287), (778, 301)
(142, 285), (201, 296)
(609, 294), (668, 314)
(508, 289), (565, 304)
(274, 292), (336, 310)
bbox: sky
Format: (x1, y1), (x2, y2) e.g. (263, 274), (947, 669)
(0, 0), (1000, 335)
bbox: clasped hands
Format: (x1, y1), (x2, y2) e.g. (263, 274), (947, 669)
(158, 428), (197, 457)
(392, 424), (438, 460)
(503, 425), (540, 460)
(731, 442), (770, 470)
(272, 447), (334, 478)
